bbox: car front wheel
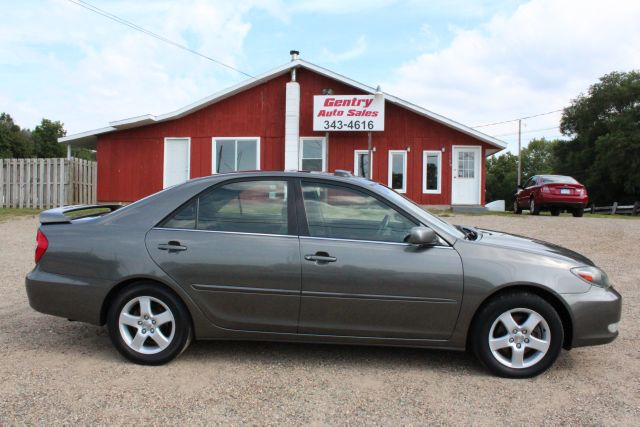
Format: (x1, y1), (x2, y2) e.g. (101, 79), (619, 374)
(529, 198), (540, 215)
(471, 292), (564, 378)
(107, 283), (192, 365)
(513, 199), (522, 214)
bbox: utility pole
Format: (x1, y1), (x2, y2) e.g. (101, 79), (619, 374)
(517, 119), (522, 186)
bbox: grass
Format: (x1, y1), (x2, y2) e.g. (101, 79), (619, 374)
(0, 208), (41, 223)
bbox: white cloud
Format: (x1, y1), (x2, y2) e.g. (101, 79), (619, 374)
(0, 0), (267, 133)
(321, 36), (367, 63)
(384, 0), (640, 152)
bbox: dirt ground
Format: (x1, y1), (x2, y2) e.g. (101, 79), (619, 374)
(1, 213), (638, 425)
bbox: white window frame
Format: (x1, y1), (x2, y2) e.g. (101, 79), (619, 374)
(299, 137), (327, 172)
(353, 150), (374, 178)
(422, 150), (442, 194)
(163, 137), (191, 189)
(211, 137), (261, 174)
(387, 150), (407, 193)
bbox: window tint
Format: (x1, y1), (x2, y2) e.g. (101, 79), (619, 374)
(162, 200), (196, 229)
(198, 180), (289, 235)
(541, 175), (578, 184)
(301, 182), (416, 243)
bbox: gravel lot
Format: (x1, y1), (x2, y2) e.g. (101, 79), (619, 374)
(1, 213), (638, 425)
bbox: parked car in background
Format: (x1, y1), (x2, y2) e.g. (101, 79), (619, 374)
(514, 175), (588, 217)
(26, 171), (620, 378)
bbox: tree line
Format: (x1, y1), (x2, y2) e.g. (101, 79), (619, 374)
(0, 113), (94, 160)
(487, 70), (640, 206)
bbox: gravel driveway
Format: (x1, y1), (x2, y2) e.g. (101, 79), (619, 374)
(1, 214), (638, 425)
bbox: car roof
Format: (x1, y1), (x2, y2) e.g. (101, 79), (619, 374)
(188, 170), (375, 186)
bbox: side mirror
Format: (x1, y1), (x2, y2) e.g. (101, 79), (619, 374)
(404, 227), (439, 246)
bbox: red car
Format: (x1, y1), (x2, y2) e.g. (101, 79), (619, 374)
(514, 175), (588, 217)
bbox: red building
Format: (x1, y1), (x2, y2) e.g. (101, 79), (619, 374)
(61, 54), (505, 206)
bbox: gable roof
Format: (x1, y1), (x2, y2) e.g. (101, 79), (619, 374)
(59, 59), (506, 152)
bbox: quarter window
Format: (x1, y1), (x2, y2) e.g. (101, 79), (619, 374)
(388, 150), (407, 193)
(299, 138), (326, 171)
(212, 138), (260, 174)
(301, 182), (416, 243)
(423, 151), (441, 194)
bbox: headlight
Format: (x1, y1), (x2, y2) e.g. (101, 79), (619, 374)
(571, 266), (610, 288)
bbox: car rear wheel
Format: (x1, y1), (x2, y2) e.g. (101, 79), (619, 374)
(471, 292), (563, 378)
(550, 208), (561, 216)
(107, 283), (192, 365)
(513, 200), (522, 214)
(572, 208), (584, 217)
(529, 198), (540, 215)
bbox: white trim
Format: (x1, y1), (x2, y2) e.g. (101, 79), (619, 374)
(422, 150), (442, 194)
(299, 137), (327, 172)
(451, 145), (482, 205)
(212, 137), (261, 174)
(353, 150), (373, 178)
(163, 137), (191, 189)
(388, 150), (407, 193)
(59, 59), (506, 151)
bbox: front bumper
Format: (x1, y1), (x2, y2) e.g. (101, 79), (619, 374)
(25, 267), (109, 325)
(563, 285), (622, 348)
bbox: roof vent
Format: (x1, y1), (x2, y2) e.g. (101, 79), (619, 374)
(290, 50), (300, 61)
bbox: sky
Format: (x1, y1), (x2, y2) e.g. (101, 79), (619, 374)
(1, 0), (639, 154)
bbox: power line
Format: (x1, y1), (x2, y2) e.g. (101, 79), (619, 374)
(491, 125), (560, 138)
(472, 109), (564, 128)
(66, 0), (255, 78)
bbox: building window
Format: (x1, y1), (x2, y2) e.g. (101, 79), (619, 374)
(299, 137), (326, 171)
(457, 151), (475, 178)
(422, 151), (441, 194)
(388, 150), (407, 193)
(212, 138), (260, 174)
(353, 150), (373, 178)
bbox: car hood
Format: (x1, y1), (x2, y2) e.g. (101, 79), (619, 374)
(470, 228), (595, 266)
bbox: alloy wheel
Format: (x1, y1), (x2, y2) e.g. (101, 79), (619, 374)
(118, 296), (175, 355)
(488, 308), (551, 369)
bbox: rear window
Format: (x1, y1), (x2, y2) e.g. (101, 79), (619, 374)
(541, 176), (578, 184)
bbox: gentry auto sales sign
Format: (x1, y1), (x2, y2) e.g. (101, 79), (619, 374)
(313, 95), (385, 131)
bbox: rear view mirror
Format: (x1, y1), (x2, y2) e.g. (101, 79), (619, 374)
(405, 227), (439, 246)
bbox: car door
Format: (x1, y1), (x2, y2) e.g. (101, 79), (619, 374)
(296, 180), (464, 340)
(146, 178), (301, 333)
(517, 176), (536, 206)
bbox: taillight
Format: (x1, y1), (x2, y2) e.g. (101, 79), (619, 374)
(35, 229), (48, 263)
(541, 185), (550, 193)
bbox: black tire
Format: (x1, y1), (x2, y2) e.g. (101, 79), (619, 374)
(107, 282), (192, 365)
(550, 208), (561, 216)
(529, 198), (540, 215)
(513, 200), (522, 214)
(572, 208), (584, 217)
(471, 292), (564, 378)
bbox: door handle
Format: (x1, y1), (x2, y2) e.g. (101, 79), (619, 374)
(304, 252), (337, 264)
(157, 241), (187, 252)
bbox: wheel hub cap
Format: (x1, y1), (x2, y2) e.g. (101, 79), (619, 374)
(118, 296), (175, 355)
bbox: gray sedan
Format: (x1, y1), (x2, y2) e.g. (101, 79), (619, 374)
(26, 171), (621, 378)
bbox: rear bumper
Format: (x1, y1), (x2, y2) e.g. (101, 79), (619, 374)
(25, 267), (109, 325)
(564, 285), (622, 348)
(538, 195), (587, 209)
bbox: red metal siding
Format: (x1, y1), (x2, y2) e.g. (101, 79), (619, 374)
(96, 67), (496, 205)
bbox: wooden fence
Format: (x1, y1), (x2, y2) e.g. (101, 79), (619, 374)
(588, 201), (640, 216)
(0, 158), (97, 209)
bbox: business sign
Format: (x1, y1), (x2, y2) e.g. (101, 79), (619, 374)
(313, 95), (385, 131)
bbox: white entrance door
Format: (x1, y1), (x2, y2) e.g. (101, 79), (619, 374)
(163, 138), (190, 188)
(451, 146), (481, 205)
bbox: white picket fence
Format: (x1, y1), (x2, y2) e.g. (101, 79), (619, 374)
(0, 158), (97, 209)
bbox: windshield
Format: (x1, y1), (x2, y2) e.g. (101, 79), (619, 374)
(374, 183), (466, 239)
(541, 175), (578, 184)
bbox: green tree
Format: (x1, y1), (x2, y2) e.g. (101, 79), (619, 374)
(0, 113), (35, 158)
(32, 118), (67, 158)
(556, 70), (640, 204)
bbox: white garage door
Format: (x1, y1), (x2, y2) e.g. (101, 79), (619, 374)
(163, 138), (190, 188)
